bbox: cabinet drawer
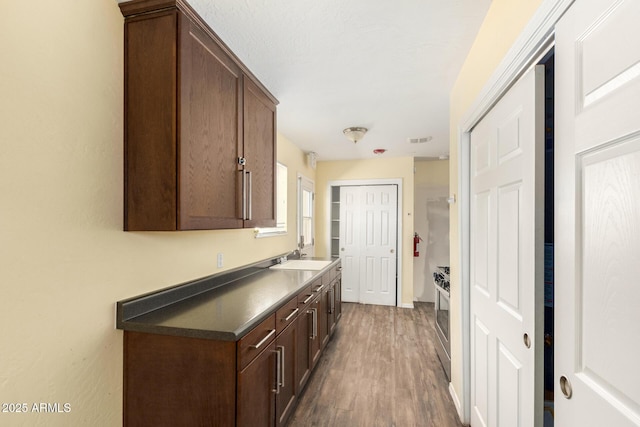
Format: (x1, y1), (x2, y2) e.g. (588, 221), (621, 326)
(276, 296), (299, 334)
(297, 285), (314, 309)
(237, 314), (276, 371)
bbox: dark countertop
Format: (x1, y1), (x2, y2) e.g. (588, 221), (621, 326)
(116, 256), (339, 341)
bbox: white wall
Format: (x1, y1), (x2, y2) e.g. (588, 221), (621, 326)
(413, 160), (449, 302)
(0, 1), (312, 424)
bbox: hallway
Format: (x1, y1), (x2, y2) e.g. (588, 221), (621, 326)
(288, 302), (463, 426)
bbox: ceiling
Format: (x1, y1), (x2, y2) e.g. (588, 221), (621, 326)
(142, 0), (491, 161)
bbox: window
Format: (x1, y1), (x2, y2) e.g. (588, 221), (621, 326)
(255, 162), (287, 237)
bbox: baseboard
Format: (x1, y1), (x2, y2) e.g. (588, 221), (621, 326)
(400, 302), (414, 309)
(449, 382), (465, 425)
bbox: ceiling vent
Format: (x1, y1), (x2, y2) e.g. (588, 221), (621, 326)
(408, 136), (433, 144)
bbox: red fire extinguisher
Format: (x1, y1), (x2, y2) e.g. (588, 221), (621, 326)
(413, 232), (423, 257)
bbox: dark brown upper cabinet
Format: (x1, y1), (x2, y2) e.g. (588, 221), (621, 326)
(120, 0), (277, 231)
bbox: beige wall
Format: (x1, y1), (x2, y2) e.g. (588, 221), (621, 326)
(315, 157), (415, 306)
(0, 1), (311, 424)
(448, 0), (544, 412)
(413, 160), (449, 302)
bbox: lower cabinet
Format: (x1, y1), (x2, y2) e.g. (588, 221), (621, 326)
(275, 321), (297, 426)
(295, 306), (312, 393)
(238, 341), (276, 427)
(122, 262), (341, 426)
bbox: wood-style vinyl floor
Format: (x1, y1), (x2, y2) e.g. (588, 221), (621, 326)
(287, 302), (464, 427)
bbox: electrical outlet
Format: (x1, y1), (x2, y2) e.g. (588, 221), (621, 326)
(217, 253), (223, 268)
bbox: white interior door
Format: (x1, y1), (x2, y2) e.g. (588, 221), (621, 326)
(359, 185), (398, 306)
(470, 66), (544, 427)
(555, 1), (640, 425)
(339, 186), (361, 303)
(339, 185), (398, 306)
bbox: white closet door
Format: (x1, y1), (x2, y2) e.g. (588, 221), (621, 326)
(555, 1), (640, 425)
(339, 186), (361, 303)
(470, 65), (545, 427)
(339, 185), (398, 306)
(358, 185), (397, 306)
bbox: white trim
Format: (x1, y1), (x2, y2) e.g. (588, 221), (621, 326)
(297, 173), (315, 255)
(401, 303), (414, 309)
(327, 178), (404, 308)
(456, 0), (574, 424)
(449, 382), (464, 422)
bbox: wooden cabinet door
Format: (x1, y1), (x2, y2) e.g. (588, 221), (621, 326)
(335, 277), (342, 322)
(178, 15), (243, 230)
(242, 77), (276, 228)
(295, 303), (312, 393)
(318, 287), (329, 349)
(309, 297), (322, 369)
(327, 281), (337, 336)
(275, 321), (297, 427)
(237, 342), (276, 427)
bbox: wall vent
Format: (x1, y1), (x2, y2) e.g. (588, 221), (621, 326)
(408, 136), (433, 144)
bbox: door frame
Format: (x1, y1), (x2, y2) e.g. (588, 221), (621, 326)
(326, 178), (404, 308)
(297, 174), (315, 256)
(454, 0), (573, 423)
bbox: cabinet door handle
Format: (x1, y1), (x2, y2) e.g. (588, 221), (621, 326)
(314, 284), (324, 293)
(278, 345), (285, 388)
(246, 171), (252, 221)
(331, 288), (335, 313)
(328, 288), (333, 314)
(250, 329), (275, 349)
(241, 170), (247, 220)
(311, 308), (317, 339)
(272, 347), (282, 394)
(302, 294), (314, 305)
(283, 308), (299, 322)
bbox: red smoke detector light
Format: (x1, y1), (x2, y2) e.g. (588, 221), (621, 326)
(373, 149), (386, 155)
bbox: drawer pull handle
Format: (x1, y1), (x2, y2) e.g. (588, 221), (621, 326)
(314, 284), (324, 293)
(250, 329), (275, 349)
(302, 294), (314, 304)
(283, 308), (299, 322)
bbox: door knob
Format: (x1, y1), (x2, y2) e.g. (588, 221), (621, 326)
(523, 333), (531, 348)
(559, 375), (572, 399)
(390, 249), (395, 253)
(341, 248), (345, 251)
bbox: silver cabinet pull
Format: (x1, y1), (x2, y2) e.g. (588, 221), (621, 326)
(560, 375), (572, 399)
(332, 288), (336, 313)
(246, 171), (252, 221)
(314, 284), (324, 293)
(272, 347), (282, 394)
(278, 345), (285, 389)
(311, 308), (317, 338)
(328, 288), (334, 314)
(283, 308), (299, 322)
(306, 310), (314, 339)
(302, 294), (314, 305)
(250, 329), (275, 349)
(240, 170), (247, 220)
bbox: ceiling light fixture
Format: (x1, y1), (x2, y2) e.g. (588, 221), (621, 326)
(343, 127), (368, 143)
